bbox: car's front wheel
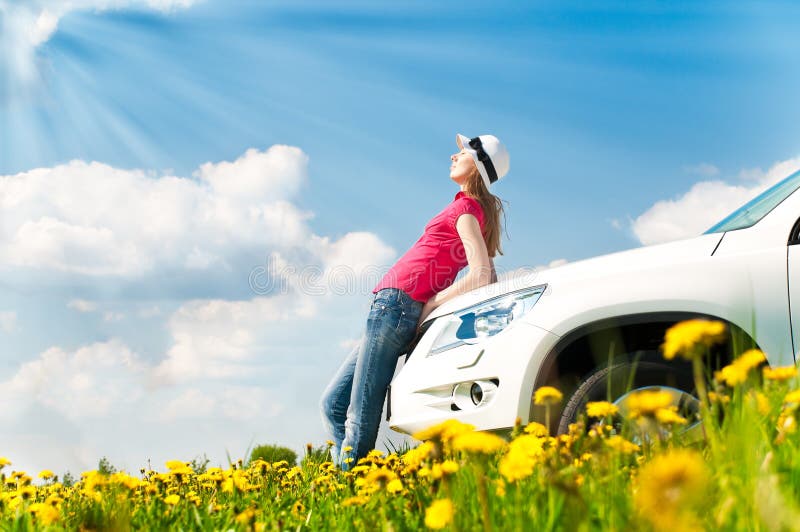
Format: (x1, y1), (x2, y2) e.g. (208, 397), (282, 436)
(557, 352), (699, 435)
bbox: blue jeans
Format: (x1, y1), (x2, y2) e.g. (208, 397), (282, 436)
(320, 288), (423, 469)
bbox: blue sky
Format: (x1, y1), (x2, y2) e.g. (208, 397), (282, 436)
(1, 0), (799, 475)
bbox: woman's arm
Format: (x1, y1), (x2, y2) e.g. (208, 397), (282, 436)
(417, 213), (494, 325)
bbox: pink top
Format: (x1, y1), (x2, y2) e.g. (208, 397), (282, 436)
(373, 191), (486, 302)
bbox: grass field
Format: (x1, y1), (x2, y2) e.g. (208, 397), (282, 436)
(3, 320), (800, 531)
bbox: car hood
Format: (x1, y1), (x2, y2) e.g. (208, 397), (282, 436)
(425, 232), (725, 322)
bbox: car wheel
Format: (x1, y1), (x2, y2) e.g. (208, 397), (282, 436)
(556, 351), (699, 436)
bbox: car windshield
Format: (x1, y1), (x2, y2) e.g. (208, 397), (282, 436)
(705, 168), (800, 234)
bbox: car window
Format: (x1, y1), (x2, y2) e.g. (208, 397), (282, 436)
(705, 168), (800, 234)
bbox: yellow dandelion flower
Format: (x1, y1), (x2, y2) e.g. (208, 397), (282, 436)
(363, 468), (398, 491)
(424, 499), (454, 529)
(429, 462), (458, 480)
(386, 478), (404, 494)
(715, 350), (767, 387)
(110, 472), (142, 490)
(38, 470), (54, 480)
(0, 457), (10, 467)
(534, 386), (563, 405)
(291, 501), (305, 517)
(634, 449), (709, 530)
(45, 494), (64, 506)
(413, 419), (475, 443)
(737, 349), (767, 372)
(662, 319), (726, 360)
(165, 460), (187, 470)
(586, 401), (619, 418)
(655, 407), (688, 425)
(499, 449), (535, 483)
(523, 422), (548, 436)
(28, 502), (59, 525)
(605, 435), (640, 454)
(163, 494), (180, 506)
(341, 495), (370, 507)
(498, 434), (545, 482)
(349, 465), (370, 475)
(402, 442), (434, 470)
(440, 460), (460, 474)
(783, 390), (800, 404)
(764, 365), (798, 382)
(715, 363), (749, 386)
(450, 431), (507, 454)
(235, 508), (257, 525)
(625, 389), (673, 418)
(250, 458), (272, 475)
(286, 466), (303, 480)
(514, 434), (547, 456)
(17, 485), (36, 500)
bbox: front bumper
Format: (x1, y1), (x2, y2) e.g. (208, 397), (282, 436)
(388, 319), (560, 435)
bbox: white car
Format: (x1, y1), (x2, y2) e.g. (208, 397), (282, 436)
(388, 168), (800, 435)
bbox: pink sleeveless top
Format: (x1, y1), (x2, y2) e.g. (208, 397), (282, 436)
(372, 191), (486, 302)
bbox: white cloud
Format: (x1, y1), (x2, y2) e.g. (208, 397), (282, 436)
(68, 299), (98, 312)
(0, 146), (317, 277)
(196, 147), (307, 203)
(159, 388), (215, 420)
(67, 300), (125, 321)
(0, 311), (18, 333)
(103, 311), (125, 322)
(158, 386), (282, 422)
(154, 292), (317, 381)
(30, 9), (59, 46)
(633, 157), (800, 245)
(2, 339), (147, 420)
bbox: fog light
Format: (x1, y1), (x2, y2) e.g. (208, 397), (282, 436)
(470, 382), (483, 405)
(452, 380), (498, 410)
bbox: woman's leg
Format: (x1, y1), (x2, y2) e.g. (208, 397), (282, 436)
(319, 334), (364, 465)
(339, 289), (422, 469)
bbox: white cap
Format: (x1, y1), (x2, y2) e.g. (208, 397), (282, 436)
(456, 133), (510, 189)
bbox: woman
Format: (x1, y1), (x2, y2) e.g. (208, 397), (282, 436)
(320, 133), (510, 468)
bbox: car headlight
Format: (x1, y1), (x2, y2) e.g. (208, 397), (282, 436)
(428, 285), (546, 355)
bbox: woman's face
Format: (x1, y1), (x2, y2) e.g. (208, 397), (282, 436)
(450, 149), (476, 185)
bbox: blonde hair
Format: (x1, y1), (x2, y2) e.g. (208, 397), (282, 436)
(462, 166), (507, 258)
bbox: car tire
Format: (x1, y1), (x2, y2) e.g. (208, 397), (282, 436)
(557, 351), (696, 435)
